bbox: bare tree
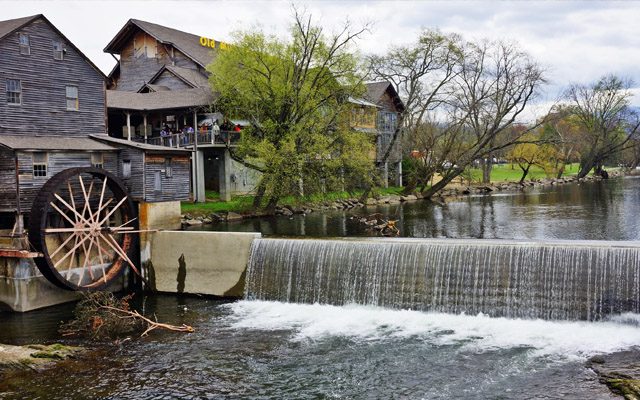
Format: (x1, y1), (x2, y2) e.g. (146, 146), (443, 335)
(368, 30), (464, 171)
(415, 40), (546, 197)
(564, 75), (640, 178)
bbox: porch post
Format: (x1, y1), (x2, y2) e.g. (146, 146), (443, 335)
(143, 114), (148, 143)
(126, 112), (132, 141)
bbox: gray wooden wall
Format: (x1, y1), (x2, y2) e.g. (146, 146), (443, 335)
(112, 31), (201, 92)
(143, 154), (190, 202)
(0, 18), (106, 136)
(0, 148), (17, 212)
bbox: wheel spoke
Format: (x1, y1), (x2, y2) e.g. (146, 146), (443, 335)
(53, 233), (92, 270)
(65, 234), (79, 279)
(96, 177), (108, 225)
(100, 232), (140, 275)
(49, 231), (77, 259)
(78, 176), (95, 224)
(49, 202), (77, 227)
(54, 194), (90, 226)
(78, 236), (95, 285)
(67, 182), (78, 224)
(98, 196), (129, 227)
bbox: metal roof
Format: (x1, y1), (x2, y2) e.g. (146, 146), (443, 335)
(0, 135), (117, 151)
(104, 18), (220, 68)
(89, 135), (191, 154)
(107, 88), (215, 111)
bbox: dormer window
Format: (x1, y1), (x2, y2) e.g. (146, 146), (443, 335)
(19, 33), (30, 55)
(53, 40), (64, 60)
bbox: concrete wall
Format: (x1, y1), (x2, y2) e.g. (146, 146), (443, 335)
(139, 200), (182, 231)
(144, 231), (260, 297)
(0, 256), (126, 312)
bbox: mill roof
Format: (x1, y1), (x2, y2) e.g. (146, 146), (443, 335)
(0, 135), (117, 151)
(104, 18), (219, 68)
(365, 81), (405, 112)
(89, 135), (190, 154)
(107, 87), (216, 111)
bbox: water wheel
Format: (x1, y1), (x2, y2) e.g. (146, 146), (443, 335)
(28, 167), (138, 291)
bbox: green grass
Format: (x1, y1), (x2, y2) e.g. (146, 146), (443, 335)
(181, 186), (405, 215)
(465, 163), (582, 183)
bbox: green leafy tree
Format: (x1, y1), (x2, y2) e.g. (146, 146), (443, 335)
(208, 11), (373, 208)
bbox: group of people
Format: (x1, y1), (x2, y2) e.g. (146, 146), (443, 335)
(159, 124), (196, 146)
(156, 119), (241, 146)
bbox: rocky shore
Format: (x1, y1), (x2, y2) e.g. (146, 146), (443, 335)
(587, 347), (640, 399)
(181, 172), (620, 227)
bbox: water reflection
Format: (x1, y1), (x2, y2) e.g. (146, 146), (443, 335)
(193, 177), (640, 241)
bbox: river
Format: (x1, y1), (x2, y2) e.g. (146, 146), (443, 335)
(1, 177), (640, 399)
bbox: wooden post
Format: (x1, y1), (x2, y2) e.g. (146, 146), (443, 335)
(143, 114), (148, 143)
(192, 110), (201, 202)
(126, 112), (132, 141)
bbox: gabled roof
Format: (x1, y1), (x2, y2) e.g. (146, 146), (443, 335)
(89, 135), (190, 154)
(0, 135), (117, 151)
(104, 18), (218, 68)
(144, 65), (209, 91)
(138, 83), (170, 93)
(107, 88), (216, 111)
(365, 81), (405, 112)
(0, 14), (39, 40)
(0, 14), (107, 79)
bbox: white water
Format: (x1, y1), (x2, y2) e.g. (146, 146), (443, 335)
(227, 300), (640, 360)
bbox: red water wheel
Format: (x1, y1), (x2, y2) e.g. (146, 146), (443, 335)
(29, 167), (138, 291)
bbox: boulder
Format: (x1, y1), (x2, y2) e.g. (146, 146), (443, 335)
(183, 219), (203, 226)
(226, 212), (244, 221)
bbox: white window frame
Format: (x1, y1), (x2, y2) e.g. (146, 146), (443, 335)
(66, 86), (78, 110)
(53, 40), (64, 60)
(6, 79), (21, 105)
(32, 152), (48, 178)
(91, 153), (103, 169)
(19, 33), (30, 55)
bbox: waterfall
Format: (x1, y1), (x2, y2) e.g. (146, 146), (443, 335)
(245, 238), (640, 321)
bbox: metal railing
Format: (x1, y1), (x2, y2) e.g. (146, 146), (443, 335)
(143, 129), (241, 148)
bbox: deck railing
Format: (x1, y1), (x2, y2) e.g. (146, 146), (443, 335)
(142, 129), (241, 148)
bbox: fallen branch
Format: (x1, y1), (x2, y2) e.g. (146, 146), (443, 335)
(99, 306), (194, 336)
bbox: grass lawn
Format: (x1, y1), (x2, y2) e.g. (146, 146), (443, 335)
(465, 163), (582, 183)
(181, 186), (405, 215)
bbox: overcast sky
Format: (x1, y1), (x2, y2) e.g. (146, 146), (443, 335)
(4, 0), (640, 114)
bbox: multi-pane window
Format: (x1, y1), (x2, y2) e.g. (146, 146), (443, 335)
(32, 152), (48, 178)
(53, 40), (64, 60)
(164, 158), (172, 178)
(122, 160), (131, 178)
(66, 86), (78, 110)
(19, 33), (30, 55)
(378, 111), (398, 132)
(6, 79), (21, 105)
(91, 153), (103, 169)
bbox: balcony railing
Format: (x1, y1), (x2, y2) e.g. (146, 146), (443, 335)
(142, 129), (241, 148)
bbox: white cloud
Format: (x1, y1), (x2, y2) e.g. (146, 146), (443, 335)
(3, 0), (640, 111)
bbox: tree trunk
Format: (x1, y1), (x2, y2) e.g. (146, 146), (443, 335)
(519, 165), (530, 183)
(577, 158), (595, 179)
(423, 169), (465, 198)
(482, 157), (493, 184)
(253, 182), (266, 208)
(555, 163), (565, 179)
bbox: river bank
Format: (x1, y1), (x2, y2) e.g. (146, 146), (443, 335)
(180, 172), (622, 227)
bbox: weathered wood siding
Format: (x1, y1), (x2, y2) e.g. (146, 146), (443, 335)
(0, 18), (105, 136)
(116, 146), (145, 201)
(112, 31), (200, 92)
(143, 154), (190, 202)
(16, 151), (118, 212)
(0, 149), (17, 212)
(151, 70), (192, 90)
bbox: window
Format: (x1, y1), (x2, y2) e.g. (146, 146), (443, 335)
(164, 158), (172, 178)
(6, 79), (21, 105)
(91, 153), (103, 169)
(66, 86), (78, 110)
(19, 33), (30, 55)
(153, 171), (161, 192)
(32, 152), (47, 178)
(122, 160), (131, 178)
(53, 40), (64, 60)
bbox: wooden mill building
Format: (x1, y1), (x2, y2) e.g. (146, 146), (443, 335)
(103, 18), (259, 201)
(0, 14), (190, 234)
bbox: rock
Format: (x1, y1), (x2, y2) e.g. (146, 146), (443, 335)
(183, 219), (203, 226)
(202, 217), (213, 224)
(400, 194), (418, 201)
(0, 343), (82, 371)
(226, 212), (243, 221)
(587, 348), (640, 399)
(210, 213), (224, 222)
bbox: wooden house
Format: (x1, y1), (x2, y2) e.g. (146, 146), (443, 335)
(349, 82), (405, 187)
(0, 15), (190, 232)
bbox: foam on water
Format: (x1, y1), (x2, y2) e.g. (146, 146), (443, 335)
(227, 300), (640, 359)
